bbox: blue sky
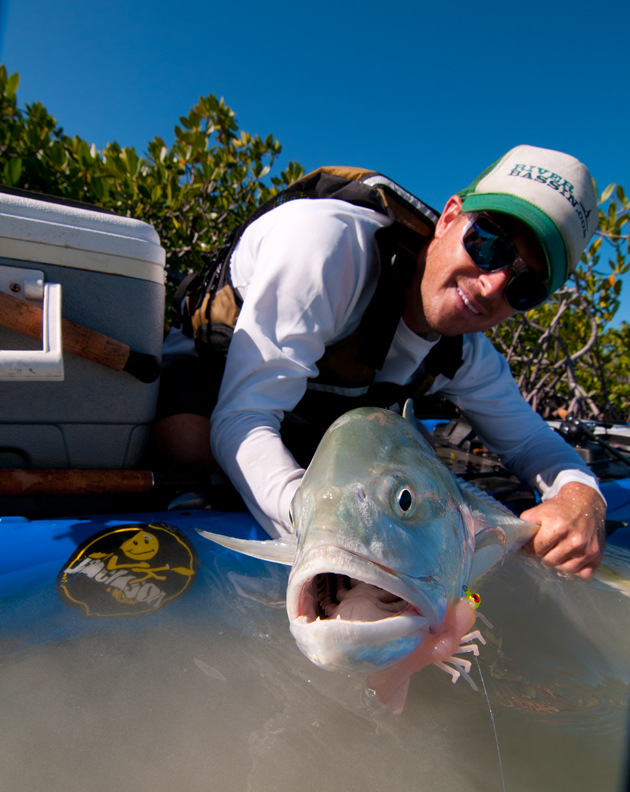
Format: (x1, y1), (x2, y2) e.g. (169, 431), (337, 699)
(1, 0), (629, 323)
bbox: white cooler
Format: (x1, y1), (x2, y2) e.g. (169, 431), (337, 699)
(0, 188), (166, 470)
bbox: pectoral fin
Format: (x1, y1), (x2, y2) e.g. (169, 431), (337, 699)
(196, 529), (297, 566)
(459, 481), (538, 583)
(459, 481), (538, 549)
(468, 526), (510, 583)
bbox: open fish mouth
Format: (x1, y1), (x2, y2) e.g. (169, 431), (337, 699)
(288, 546), (439, 627)
(302, 572), (418, 623)
(287, 546), (437, 672)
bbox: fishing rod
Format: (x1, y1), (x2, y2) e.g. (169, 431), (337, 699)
(0, 469), (208, 497)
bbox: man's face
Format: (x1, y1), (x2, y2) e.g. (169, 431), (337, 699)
(403, 196), (547, 337)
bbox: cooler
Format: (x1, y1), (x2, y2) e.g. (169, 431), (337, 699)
(0, 187), (166, 471)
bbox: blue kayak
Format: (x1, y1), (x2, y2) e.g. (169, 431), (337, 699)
(1, 499), (630, 792)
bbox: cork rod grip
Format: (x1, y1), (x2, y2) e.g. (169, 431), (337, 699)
(0, 290), (160, 382)
(0, 289), (130, 369)
(0, 469), (154, 496)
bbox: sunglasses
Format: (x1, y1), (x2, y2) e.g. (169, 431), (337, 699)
(462, 213), (548, 311)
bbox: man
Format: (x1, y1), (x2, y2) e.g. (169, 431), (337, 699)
(154, 145), (606, 579)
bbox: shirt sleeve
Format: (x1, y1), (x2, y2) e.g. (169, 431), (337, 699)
(210, 200), (388, 537)
(435, 333), (604, 503)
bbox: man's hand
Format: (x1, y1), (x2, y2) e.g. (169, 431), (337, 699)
(519, 482), (606, 580)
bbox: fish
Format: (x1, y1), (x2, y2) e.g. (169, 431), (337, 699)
(198, 403), (539, 713)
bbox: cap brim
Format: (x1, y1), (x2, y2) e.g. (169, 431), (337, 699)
(461, 193), (568, 295)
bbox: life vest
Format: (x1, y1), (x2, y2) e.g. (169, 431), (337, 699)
(172, 167), (464, 452)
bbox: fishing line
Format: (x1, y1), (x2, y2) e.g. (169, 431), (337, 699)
(475, 655), (506, 792)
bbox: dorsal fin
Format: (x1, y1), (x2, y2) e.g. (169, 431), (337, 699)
(402, 398), (419, 429)
(456, 476), (516, 517)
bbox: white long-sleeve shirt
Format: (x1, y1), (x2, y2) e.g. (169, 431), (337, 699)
(165, 198), (601, 537)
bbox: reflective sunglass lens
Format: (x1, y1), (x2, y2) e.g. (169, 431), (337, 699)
(463, 214), (549, 312)
(505, 270), (548, 311)
(464, 220), (514, 271)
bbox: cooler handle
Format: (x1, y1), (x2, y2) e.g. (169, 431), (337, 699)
(0, 282), (64, 381)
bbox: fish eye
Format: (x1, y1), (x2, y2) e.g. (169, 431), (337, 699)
(398, 489), (413, 511)
(393, 485), (416, 517)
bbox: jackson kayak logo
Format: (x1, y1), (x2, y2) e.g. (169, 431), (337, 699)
(56, 522), (199, 617)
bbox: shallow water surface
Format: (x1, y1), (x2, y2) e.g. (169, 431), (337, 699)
(1, 525), (629, 792)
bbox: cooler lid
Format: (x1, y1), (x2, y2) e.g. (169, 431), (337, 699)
(0, 188), (166, 284)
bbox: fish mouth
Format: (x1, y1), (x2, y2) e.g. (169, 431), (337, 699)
(286, 546), (441, 673)
(308, 571), (413, 622)
(288, 546), (439, 626)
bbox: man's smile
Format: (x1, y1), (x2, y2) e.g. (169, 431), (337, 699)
(456, 284), (482, 316)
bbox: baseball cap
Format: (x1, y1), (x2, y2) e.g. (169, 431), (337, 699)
(458, 145), (598, 295)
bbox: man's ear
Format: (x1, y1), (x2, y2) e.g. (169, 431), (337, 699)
(434, 195), (464, 239)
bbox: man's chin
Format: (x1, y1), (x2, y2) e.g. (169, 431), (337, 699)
(428, 304), (511, 336)
(425, 314), (483, 337)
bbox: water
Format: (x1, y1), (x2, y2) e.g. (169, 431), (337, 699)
(0, 523), (629, 792)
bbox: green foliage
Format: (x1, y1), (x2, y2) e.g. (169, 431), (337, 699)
(487, 180), (630, 421)
(2, 64), (627, 420)
(0, 65), (304, 310)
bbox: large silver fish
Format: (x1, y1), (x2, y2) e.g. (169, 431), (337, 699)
(198, 404), (539, 712)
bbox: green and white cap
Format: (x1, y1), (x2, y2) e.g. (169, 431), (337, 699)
(459, 145), (598, 295)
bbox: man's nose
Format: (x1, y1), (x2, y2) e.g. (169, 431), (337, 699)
(477, 268), (512, 299)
